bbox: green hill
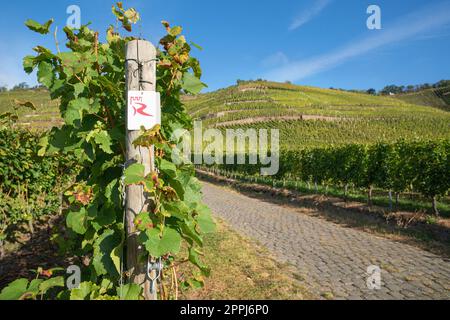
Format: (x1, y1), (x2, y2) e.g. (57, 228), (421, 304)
(184, 81), (450, 148)
(0, 88), (61, 130)
(393, 86), (450, 110)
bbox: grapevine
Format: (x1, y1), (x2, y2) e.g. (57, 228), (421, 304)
(204, 140), (449, 215)
(0, 2), (215, 300)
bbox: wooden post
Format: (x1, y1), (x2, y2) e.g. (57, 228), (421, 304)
(125, 40), (157, 300)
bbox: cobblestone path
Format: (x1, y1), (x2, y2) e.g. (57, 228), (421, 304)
(202, 182), (450, 300)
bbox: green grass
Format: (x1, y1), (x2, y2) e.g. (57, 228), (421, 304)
(180, 219), (313, 300)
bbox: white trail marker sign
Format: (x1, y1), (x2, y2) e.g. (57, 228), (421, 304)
(127, 91), (161, 130)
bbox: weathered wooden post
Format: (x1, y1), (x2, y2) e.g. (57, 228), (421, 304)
(125, 39), (157, 300)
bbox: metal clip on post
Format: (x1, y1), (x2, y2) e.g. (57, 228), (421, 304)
(147, 257), (163, 294)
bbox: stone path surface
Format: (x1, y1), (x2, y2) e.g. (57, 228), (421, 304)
(201, 182), (450, 300)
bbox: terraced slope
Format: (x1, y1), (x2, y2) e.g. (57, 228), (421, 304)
(2, 82), (449, 144)
(184, 81), (450, 148)
(394, 86), (450, 110)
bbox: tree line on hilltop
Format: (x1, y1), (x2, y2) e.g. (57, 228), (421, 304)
(234, 79), (450, 96)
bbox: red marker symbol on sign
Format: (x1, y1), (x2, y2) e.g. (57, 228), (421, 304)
(133, 102), (153, 117)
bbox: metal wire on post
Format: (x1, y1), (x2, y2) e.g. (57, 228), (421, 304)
(118, 158), (135, 299)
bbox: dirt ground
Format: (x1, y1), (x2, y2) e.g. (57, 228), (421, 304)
(0, 215), (73, 289)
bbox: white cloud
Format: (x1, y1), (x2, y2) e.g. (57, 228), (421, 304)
(268, 1), (450, 82)
(289, 0), (332, 31)
(261, 51), (289, 68)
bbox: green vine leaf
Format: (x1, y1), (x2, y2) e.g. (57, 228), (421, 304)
(161, 201), (189, 220)
(123, 163), (145, 185)
(180, 220), (203, 246)
(58, 52), (85, 76)
(112, 2), (140, 32)
(142, 227), (182, 258)
(0, 279), (29, 300)
(66, 208), (88, 235)
(64, 98), (89, 126)
(92, 202), (117, 228)
(37, 61), (54, 88)
(158, 159), (177, 178)
(110, 244), (122, 275)
(189, 247), (210, 276)
(93, 229), (121, 277)
(70, 282), (97, 300)
(23, 56), (35, 74)
(169, 26), (183, 37)
(72, 83), (86, 98)
(134, 212), (154, 231)
(195, 204), (216, 234)
(39, 276), (65, 295)
(27, 279), (44, 296)
(182, 72), (207, 94)
(190, 41), (203, 51)
(25, 19), (53, 34)
(117, 284), (142, 300)
(92, 130), (114, 154)
(182, 176), (203, 206)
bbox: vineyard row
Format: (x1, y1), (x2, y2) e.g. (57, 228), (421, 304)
(199, 140), (449, 215)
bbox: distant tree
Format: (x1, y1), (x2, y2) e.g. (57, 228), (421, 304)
(285, 80), (292, 84)
(406, 85), (415, 93)
(375, 80), (449, 95)
(366, 88), (376, 95)
(0, 86), (7, 92)
(12, 82), (29, 90)
(435, 80), (450, 88)
(349, 89), (366, 94)
(420, 83), (431, 90)
(380, 85), (391, 95)
(380, 85), (403, 95)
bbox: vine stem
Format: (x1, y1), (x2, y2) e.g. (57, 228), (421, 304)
(160, 270), (167, 300)
(172, 265), (179, 300)
(94, 32), (100, 73)
(54, 26), (60, 54)
(171, 259), (189, 268)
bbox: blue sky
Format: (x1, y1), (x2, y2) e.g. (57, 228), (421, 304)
(1, 0), (450, 91)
